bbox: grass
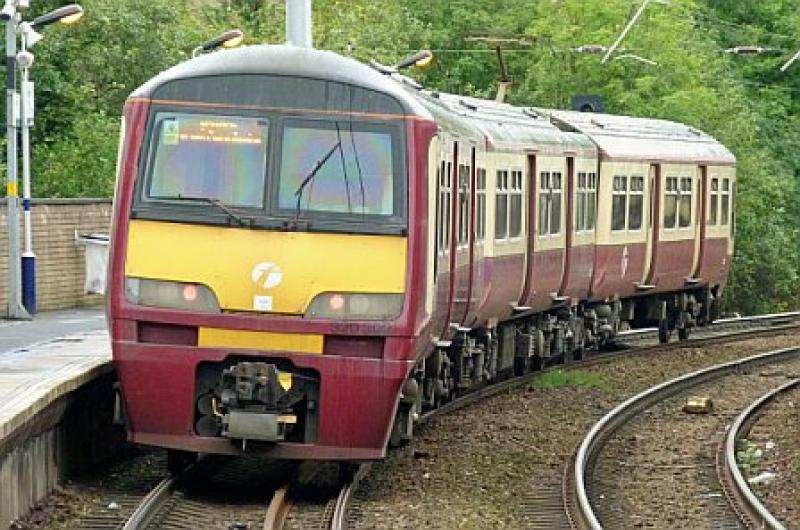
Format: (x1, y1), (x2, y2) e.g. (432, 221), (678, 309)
(529, 369), (610, 390)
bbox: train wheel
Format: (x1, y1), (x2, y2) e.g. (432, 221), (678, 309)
(658, 319), (671, 344)
(514, 356), (527, 376)
(389, 403), (413, 448)
(167, 449), (197, 475)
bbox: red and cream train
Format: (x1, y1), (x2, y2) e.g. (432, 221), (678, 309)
(108, 45), (735, 466)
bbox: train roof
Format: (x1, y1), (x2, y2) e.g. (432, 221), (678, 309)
(419, 93), (596, 156)
(129, 45), (733, 166)
(532, 108), (736, 165)
(130, 45), (432, 119)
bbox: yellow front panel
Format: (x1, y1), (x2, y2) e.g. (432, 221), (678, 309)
(198, 328), (323, 354)
(126, 220), (407, 314)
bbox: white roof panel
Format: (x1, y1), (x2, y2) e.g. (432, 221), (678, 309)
(532, 108), (736, 165)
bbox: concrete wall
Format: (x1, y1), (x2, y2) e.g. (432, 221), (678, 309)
(0, 371), (123, 527)
(0, 199), (112, 312)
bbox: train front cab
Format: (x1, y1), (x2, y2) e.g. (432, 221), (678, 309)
(108, 46), (438, 461)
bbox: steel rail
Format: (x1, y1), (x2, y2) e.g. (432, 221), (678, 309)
(121, 474), (177, 530)
(571, 346), (800, 530)
(331, 463), (370, 530)
(616, 310), (800, 339)
(721, 378), (798, 530)
(264, 484), (291, 530)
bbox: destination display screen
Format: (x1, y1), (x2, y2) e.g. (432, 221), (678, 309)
(148, 113), (268, 208)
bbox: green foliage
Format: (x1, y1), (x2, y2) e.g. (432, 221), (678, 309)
(5, 0), (800, 313)
(530, 370), (610, 390)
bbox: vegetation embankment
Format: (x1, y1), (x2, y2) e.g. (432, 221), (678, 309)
(6, 0), (799, 314)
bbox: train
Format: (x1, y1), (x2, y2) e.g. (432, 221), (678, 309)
(107, 44), (735, 469)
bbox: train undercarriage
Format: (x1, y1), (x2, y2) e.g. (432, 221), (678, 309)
(390, 286), (720, 446)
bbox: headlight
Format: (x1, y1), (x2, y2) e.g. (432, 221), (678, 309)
(125, 277), (220, 312)
(305, 293), (404, 320)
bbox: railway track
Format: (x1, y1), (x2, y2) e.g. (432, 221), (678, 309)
(719, 378), (798, 530)
(119, 456), (295, 530)
(117, 312), (800, 530)
(567, 346), (800, 529)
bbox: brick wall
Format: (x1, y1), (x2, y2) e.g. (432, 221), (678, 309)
(0, 199), (112, 312)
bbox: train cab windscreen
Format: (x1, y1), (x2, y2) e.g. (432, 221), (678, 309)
(136, 109), (406, 234)
(148, 113), (269, 208)
(278, 119), (396, 217)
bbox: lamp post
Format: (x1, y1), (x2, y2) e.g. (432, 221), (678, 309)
(192, 29), (244, 58)
(2, 2), (83, 317)
(3, 0), (28, 319)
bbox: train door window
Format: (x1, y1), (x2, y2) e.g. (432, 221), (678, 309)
(708, 177), (719, 225)
(476, 168), (486, 242)
(495, 170), (509, 239)
(576, 172), (587, 231)
(550, 172), (562, 234)
(587, 172), (597, 230)
(664, 176), (679, 229)
(628, 176), (644, 230)
(538, 171), (551, 236)
(612, 175), (627, 231)
(721, 178), (730, 226)
(679, 177), (693, 228)
(457, 165), (471, 245)
(436, 162), (444, 252)
(509, 170), (524, 238)
(440, 162), (452, 249)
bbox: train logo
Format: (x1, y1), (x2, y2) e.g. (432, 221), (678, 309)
(251, 262), (283, 289)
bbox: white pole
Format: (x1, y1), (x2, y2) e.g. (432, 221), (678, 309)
(602, 0), (652, 64)
(286, 0), (312, 48)
(19, 33), (35, 313)
(5, 10), (30, 319)
(780, 47), (800, 72)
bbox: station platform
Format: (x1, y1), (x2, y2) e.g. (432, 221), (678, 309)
(0, 309), (114, 527)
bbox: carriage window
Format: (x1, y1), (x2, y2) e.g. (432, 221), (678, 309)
(679, 177), (692, 228)
(708, 177), (719, 226)
(612, 175), (627, 231)
(664, 176), (679, 229)
(148, 113), (268, 208)
(628, 176), (644, 230)
(495, 170), (509, 239)
(457, 165), (471, 245)
(550, 172), (562, 235)
(476, 168), (486, 242)
(576, 171), (597, 232)
(721, 178), (730, 226)
(538, 171), (550, 236)
(509, 170), (524, 238)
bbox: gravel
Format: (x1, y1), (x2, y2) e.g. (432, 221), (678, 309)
(349, 334), (800, 529)
(591, 358), (800, 529)
(743, 386), (800, 528)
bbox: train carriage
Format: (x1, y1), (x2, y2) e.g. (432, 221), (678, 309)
(108, 44), (735, 465)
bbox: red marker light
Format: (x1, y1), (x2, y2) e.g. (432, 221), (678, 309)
(183, 284), (198, 302)
(329, 294), (345, 311)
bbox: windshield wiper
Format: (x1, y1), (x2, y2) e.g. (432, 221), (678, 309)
(159, 195), (251, 227)
(293, 140), (342, 221)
